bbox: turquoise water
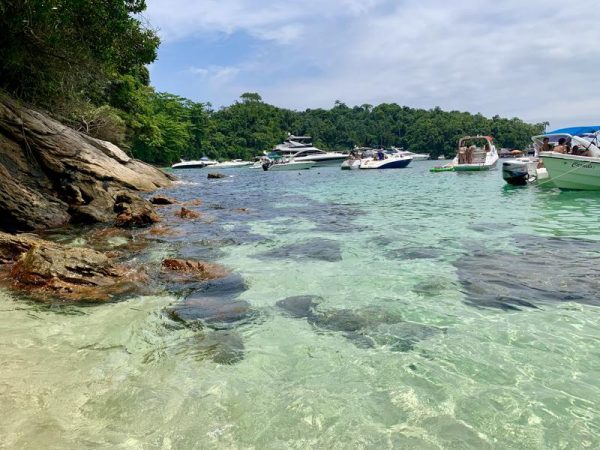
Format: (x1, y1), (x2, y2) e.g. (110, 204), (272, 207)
(1, 161), (600, 449)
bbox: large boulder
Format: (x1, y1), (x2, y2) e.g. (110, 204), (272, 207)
(0, 93), (174, 232)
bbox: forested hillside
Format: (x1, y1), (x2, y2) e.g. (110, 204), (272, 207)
(0, 1), (546, 166)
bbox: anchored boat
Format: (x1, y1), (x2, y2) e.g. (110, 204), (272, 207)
(270, 134), (347, 166)
(452, 136), (499, 171)
(535, 126), (600, 190)
(171, 157), (217, 169)
(358, 149), (412, 170)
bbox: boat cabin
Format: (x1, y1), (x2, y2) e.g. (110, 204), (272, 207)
(532, 126), (600, 158)
(457, 136), (496, 164)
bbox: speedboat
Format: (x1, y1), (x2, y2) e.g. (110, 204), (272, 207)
(359, 149), (412, 170)
(535, 126), (600, 190)
(171, 157), (217, 169)
(451, 136), (499, 171)
(271, 134), (347, 166)
(262, 157), (315, 171)
(211, 159), (253, 169)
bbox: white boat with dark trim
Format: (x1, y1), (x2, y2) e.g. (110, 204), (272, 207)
(452, 136), (499, 171)
(262, 158), (315, 171)
(358, 149), (412, 170)
(171, 157), (217, 169)
(535, 126), (600, 190)
(271, 135), (347, 166)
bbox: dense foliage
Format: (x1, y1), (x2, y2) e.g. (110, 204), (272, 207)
(0, 2), (545, 165)
(128, 93), (547, 165)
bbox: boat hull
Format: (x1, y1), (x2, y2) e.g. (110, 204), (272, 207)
(264, 161), (315, 171)
(359, 158), (412, 169)
(541, 153), (600, 190)
(453, 161), (497, 171)
(341, 159), (361, 170)
(295, 155), (347, 166)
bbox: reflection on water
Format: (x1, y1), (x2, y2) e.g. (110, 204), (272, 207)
(2, 162), (600, 448)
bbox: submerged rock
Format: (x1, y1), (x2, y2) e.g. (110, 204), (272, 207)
(0, 231), (144, 302)
(455, 234), (600, 310)
(276, 294), (442, 351)
(176, 207), (201, 219)
(258, 238), (342, 262)
(0, 93), (173, 232)
(386, 246), (441, 260)
(207, 172), (227, 179)
(276, 295), (322, 319)
(150, 195), (178, 205)
(161, 258), (230, 280)
(168, 273), (254, 329)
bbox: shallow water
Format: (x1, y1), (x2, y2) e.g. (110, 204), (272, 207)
(2, 162), (600, 449)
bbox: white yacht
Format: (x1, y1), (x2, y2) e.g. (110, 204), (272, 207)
(270, 135), (347, 166)
(171, 157), (217, 169)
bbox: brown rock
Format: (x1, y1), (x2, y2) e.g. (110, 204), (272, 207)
(176, 207), (201, 219)
(151, 195), (179, 205)
(0, 231), (145, 302)
(184, 199), (203, 206)
(0, 93), (174, 232)
(161, 258), (230, 280)
(207, 172), (227, 179)
(147, 226), (180, 237)
(0, 232), (43, 263)
(114, 192), (160, 228)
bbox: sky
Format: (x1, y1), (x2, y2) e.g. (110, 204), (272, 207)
(144, 0), (600, 128)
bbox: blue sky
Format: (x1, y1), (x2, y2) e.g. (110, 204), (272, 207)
(145, 0), (600, 128)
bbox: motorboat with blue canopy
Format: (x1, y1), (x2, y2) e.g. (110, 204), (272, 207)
(532, 125), (600, 190)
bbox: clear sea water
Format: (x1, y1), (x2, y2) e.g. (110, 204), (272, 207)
(1, 161), (600, 449)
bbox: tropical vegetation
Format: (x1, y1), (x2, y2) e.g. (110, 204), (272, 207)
(0, 1), (546, 166)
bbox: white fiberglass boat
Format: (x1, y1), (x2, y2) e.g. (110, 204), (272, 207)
(262, 158), (315, 171)
(534, 126), (600, 190)
(171, 157), (217, 169)
(211, 159), (253, 169)
(451, 136), (499, 171)
(271, 134), (347, 166)
(358, 149), (412, 170)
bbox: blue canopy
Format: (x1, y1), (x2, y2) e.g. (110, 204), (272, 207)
(546, 126), (600, 136)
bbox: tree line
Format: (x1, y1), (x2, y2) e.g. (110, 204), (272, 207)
(0, 1), (546, 166)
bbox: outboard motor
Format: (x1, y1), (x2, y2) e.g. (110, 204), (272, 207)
(502, 161), (529, 185)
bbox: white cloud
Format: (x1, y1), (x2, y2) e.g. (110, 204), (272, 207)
(146, 0), (600, 127)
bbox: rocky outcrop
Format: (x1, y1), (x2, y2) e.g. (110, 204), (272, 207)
(207, 172), (226, 179)
(114, 192), (160, 228)
(0, 93), (174, 232)
(0, 231), (143, 302)
(151, 195), (178, 205)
